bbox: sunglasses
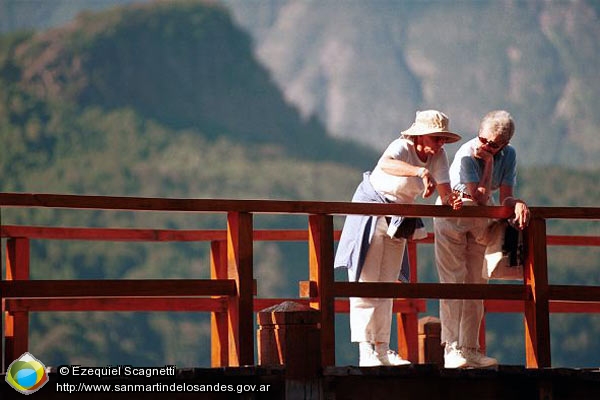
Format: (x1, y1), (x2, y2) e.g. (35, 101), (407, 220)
(478, 136), (505, 149)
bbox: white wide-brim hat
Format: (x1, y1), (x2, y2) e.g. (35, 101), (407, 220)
(401, 110), (462, 143)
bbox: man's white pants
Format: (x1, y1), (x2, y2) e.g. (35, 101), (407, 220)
(434, 214), (489, 348)
(350, 217), (406, 343)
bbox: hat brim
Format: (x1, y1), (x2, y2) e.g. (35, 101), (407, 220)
(401, 129), (462, 144)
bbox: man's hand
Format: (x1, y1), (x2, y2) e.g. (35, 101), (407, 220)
(473, 145), (494, 163)
(446, 192), (463, 210)
(503, 197), (530, 230)
(512, 200), (530, 230)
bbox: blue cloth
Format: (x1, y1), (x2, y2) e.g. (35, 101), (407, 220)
(334, 172), (416, 282)
(450, 138), (517, 194)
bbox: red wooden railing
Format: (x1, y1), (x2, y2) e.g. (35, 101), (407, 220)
(1, 193), (599, 370)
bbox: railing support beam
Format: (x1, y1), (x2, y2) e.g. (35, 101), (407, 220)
(210, 240), (229, 367)
(308, 214), (335, 367)
(524, 217), (551, 368)
(227, 212), (255, 366)
(4, 238), (30, 371)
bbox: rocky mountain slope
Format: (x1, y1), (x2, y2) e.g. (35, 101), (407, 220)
(224, 0), (600, 167)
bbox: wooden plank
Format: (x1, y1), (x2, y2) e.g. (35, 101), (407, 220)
(4, 238), (30, 372)
(4, 297), (424, 314)
(531, 207), (600, 220)
(210, 240), (229, 367)
(403, 240), (420, 362)
(4, 312), (28, 369)
(0, 279), (236, 298)
(0, 193), (516, 218)
(548, 301), (600, 313)
(226, 212), (254, 367)
(1, 226), (344, 242)
(309, 214), (336, 367)
(6, 238), (30, 281)
(397, 313), (419, 362)
(548, 285), (600, 302)
(334, 282), (529, 300)
(253, 298), (425, 314)
(0, 287), (3, 371)
(3, 298), (422, 316)
(524, 218), (552, 368)
(4, 297), (227, 312)
(7, 225), (596, 246)
(546, 235), (600, 246)
(486, 300), (600, 314)
(0, 225), (226, 241)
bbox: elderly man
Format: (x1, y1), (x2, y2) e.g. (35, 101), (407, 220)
(434, 110), (529, 368)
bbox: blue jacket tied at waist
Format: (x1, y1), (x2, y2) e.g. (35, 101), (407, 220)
(334, 172), (423, 282)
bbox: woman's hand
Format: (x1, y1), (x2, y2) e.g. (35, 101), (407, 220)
(419, 169), (437, 198)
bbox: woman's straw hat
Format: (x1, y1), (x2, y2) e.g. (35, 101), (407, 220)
(401, 110), (461, 143)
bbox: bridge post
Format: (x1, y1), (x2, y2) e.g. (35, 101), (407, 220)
(524, 217), (551, 368)
(227, 212), (255, 366)
(396, 240), (420, 362)
(210, 239), (228, 367)
(308, 214), (335, 367)
(4, 238), (30, 371)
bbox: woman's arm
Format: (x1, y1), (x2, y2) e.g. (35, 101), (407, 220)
(378, 156), (437, 198)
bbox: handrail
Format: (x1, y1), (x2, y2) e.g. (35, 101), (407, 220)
(1, 192), (599, 370)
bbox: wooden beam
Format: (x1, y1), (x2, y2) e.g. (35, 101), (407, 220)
(0, 193), (519, 218)
(486, 300), (600, 314)
(524, 217), (551, 368)
(253, 298), (425, 314)
(0, 225), (226, 241)
(4, 238), (30, 372)
(4, 297), (227, 312)
(0, 279), (236, 298)
(226, 212), (254, 367)
(402, 241), (420, 362)
(548, 285), (600, 302)
(1, 226), (344, 242)
(546, 235), (600, 246)
(334, 282), (529, 300)
(308, 214), (335, 367)
(210, 240), (229, 367)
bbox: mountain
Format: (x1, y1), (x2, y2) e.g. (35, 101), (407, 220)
(2, 0), (599, 167)
(222, 0), (600, 167)
(2, 0), (375, 168)
(0, 0), (370, 368)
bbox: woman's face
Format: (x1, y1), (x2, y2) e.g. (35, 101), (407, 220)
(420, 135), (447, 155)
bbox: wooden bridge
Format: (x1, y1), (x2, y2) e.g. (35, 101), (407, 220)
(1, 192), (600, 374)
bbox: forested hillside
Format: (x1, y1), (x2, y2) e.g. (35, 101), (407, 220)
(2, 0), (599, 167)
(0, 0), (598, 368)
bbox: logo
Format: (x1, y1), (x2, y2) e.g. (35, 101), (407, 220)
(5, 352), (49, 395)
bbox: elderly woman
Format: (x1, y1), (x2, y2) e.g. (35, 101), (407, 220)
(335, 110), (463, 366)
(434, 110), (530, 368)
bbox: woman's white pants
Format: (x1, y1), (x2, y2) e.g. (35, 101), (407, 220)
(350, 217), (406, 343)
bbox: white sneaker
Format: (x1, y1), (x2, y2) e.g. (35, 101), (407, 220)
(380, 349), (411, 366)
(359, 343), (411, 366)
(444, 342), (467, 368)
(374, 343), (411, 366)
(359, 342), (383, 366)
(461, 347), (498, 368)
